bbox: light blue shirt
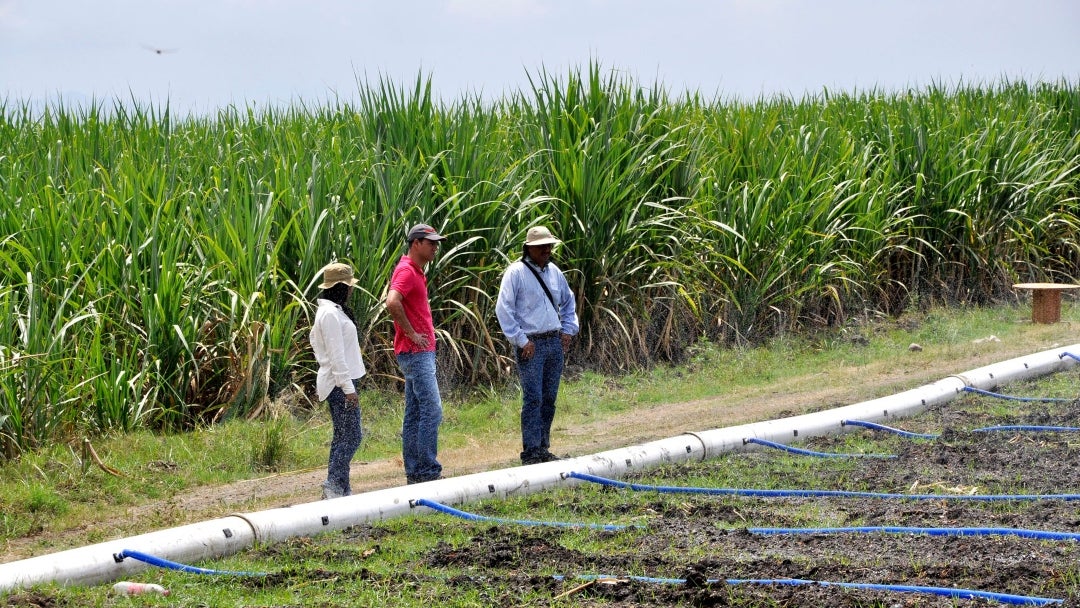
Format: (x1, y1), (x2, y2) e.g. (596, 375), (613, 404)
(496, 258), (579, 348)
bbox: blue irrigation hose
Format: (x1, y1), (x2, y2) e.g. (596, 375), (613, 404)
(841, 419), (939, 439)
(415, 500), (1080, 543)
(413, 498), (631, 531)
(845, 419), (1080, 437)
(961, 386), (1072, 403)
(1061, 351), (1080, 363)
(551, 574), (1061, 606)
(567, 471), (1080, 501)
(973, 425), (1080, 433)
(745, 437), (896, 459)
(116, 549), (266, 577)
(747, 525), (1080, 542)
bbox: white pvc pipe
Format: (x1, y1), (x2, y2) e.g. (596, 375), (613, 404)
(1, 343), (1076, 591)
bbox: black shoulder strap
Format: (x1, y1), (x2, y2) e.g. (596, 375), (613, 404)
(521, 258), (560, 318)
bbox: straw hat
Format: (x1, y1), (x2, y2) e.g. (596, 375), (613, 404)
(524, 226), (561, 246)
(319, 263), (359, 289)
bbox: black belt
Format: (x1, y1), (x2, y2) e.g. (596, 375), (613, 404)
(527, 330), (560, 340)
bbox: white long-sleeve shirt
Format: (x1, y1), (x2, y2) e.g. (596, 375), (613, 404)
(310, 299), (367, 401)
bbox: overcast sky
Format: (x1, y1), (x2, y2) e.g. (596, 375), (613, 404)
(2, 0), (1078, 114)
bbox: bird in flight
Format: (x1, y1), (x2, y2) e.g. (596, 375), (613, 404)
(141, 43), (178, 55)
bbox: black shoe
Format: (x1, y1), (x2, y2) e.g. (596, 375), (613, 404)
(521, 449), (562, 465)
(538, 449), (562, 462)
(408, 474), (443, 484)
(520, 450), (545, 465)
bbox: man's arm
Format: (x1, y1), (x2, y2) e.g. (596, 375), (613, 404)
(496, 267), (537, 359)
(556, 271), (579, 352)
(386, 289), (430, 350)
(557, 271), (579, 334)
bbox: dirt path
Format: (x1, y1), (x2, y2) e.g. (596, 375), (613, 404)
(134, 337), (1036, 512)
(3, 328), (1076, 563)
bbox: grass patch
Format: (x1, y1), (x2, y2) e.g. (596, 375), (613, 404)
(0, 303), (1075, 544)
(1, 303), (1079, 604)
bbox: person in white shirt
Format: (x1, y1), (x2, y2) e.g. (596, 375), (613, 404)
(495, 226), (579, 465)
(309, 262), (367, 499)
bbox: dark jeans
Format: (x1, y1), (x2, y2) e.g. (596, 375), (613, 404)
(396, 350), (443, 482)
(517, 335), (564, 459)
(324, 380), (363, 497)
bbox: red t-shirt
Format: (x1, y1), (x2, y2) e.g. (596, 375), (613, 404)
(389, 255), (436, 355)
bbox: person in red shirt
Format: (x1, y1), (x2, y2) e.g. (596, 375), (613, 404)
(385, 223), (446, 484)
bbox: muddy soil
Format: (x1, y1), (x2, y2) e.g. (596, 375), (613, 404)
(412, 397), (1080, 606)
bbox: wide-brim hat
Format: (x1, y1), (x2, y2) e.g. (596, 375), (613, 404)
(319, 262), (360, 289)
(407, 223), (447, 242)
(524, 226), (561, 246)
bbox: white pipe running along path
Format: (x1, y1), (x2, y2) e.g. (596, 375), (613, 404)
(1, 343), (1077, 592)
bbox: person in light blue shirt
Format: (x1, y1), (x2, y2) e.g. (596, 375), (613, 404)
(495, 226), (579, 465)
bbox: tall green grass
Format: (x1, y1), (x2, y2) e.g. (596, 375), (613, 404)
(0, 65), (1078, 455)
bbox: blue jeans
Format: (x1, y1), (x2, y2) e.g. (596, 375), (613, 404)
(324, 380), (363, 497)
(517, 335), (564, 458)
(396, 350), (443, 482)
